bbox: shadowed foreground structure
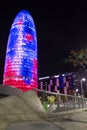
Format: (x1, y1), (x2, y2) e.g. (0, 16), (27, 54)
(0, 88), (87, 130)
(0, 90), (46, 130)
(0, 84), (22, 98)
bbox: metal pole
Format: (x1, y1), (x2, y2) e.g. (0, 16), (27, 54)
(56, 94), (60, 112)
(45, 82), (47, 97)
(80, 80), (84, 107)
(80, 80), (83, 98)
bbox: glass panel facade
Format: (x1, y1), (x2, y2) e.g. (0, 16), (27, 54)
(3, 10), (38, 92)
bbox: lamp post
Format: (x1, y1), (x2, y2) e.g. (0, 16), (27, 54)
(80, 78), (86, 98)
(75, 89), (79, 96)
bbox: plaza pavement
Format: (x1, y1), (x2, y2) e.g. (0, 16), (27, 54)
(7, 108), (87, 130)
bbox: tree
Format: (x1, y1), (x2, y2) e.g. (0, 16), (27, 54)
(64, 49), (87, 71)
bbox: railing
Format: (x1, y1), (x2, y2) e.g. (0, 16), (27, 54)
(35, 89), (87, 113)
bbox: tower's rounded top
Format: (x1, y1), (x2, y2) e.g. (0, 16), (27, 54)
(11, 9), (35, 28)
(17, 10), (31, 16)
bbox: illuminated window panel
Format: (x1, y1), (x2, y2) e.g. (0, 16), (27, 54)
(3, 10), (38, 92)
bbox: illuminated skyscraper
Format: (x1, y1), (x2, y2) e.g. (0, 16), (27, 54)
(3, 10), (38, 92)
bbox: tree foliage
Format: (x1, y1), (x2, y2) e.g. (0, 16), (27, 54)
(64, 49), (87, 70)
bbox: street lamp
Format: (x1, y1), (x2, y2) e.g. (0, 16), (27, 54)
(80, 78), (86, 98)
(75, 89), (79, 96)
(76, 89), (79, 92)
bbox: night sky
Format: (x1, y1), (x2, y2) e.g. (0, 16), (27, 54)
(0, 0), (87, 83)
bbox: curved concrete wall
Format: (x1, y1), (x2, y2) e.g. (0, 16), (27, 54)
(0, 84), (22, 96)
(0, 90), (46, 130)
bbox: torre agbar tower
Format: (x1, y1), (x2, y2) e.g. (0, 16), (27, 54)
(3, 10), (38, 92)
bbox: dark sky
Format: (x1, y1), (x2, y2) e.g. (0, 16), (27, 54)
(0, 0), (87, 83)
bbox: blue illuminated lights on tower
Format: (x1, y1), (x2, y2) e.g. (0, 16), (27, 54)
(3, 10), (38, 92)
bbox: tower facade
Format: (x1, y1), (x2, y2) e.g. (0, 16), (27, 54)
(3, 10), (38, 92)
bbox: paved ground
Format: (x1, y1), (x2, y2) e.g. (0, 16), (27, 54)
(7, 110), (87, 130)
(47, 110), (87, 130)
(7, 120), (60, 130)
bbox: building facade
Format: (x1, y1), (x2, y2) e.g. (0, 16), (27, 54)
(38, 72), (74, 95)
(38, 71), (87, 97)
(3, 10), (38, 92)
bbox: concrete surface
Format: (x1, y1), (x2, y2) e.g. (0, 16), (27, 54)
(7, 120), (60, 130)
(47, 110), (87, 130)
(6, 109), (87, 130)
(0, 89), (87, 130)
(0, 90), (46, 130)
(0, 84), (22, 96)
